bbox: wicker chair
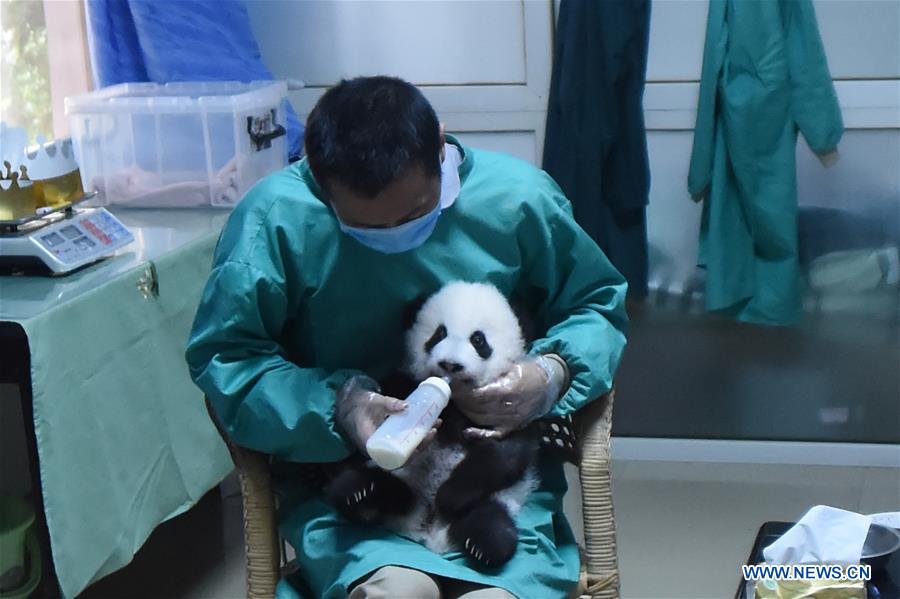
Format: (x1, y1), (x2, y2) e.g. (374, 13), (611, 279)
(206, 391), (619, 599)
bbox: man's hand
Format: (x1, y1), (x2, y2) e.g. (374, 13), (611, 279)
(336, 375), (440, 455)
(452, 354), (569, 439)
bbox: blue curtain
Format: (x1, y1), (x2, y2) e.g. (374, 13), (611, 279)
(85, 0), (304, 159)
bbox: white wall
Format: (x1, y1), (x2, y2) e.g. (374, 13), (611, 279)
(647, 0), (900, 81)
(245, 0), (553, 164)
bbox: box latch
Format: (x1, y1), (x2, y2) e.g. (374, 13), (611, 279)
(247, 109), (287, 152)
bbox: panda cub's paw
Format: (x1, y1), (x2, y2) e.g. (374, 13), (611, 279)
(448, 501), (519, 568)
(325, 465), (415, 523)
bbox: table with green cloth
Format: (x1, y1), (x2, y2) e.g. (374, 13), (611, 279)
(0, 208), (233, 598)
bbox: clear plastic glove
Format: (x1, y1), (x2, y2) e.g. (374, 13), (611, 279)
(336, 375), (441, 455)
(452, 354), (569, 440)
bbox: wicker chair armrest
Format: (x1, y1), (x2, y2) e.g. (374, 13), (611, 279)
(575, 391), (619, 598)
(205, 397), (280, 599)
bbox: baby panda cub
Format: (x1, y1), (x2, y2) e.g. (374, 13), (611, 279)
(325, 282), (540, 568)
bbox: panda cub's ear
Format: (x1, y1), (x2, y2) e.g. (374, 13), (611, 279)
(401, 293), (429, 331)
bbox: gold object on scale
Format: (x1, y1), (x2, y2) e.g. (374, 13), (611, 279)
(0, 161), (38, 221)
(0, 135), (86, 221)
(33, 169), (85, 209)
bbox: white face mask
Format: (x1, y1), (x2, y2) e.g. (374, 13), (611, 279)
(439, 143), (463, 209)
(336, 143), (463, 254)
(337, 199), (442, 254)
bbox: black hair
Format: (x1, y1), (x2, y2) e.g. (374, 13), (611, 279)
(304, 76), (441, 198)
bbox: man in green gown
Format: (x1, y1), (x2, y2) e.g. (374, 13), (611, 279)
(186, 76), (627, 598)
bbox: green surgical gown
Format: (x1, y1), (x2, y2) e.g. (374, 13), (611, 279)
(185, 137), (628, 598)
(688, 0), (843, 325)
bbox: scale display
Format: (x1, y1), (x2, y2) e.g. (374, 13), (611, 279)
(0, 207), (135, 274)
(36, 211), (130, 263)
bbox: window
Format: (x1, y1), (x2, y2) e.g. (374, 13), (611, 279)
(1, 0), (52, 142)
(0, 0), (91, 143)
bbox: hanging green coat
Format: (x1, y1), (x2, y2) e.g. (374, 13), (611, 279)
(543, 0), (652, 298)
(185, 137), (628, 598)
(688, 0), (843, 325)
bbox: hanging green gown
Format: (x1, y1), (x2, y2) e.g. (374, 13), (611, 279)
(688, 0), (843, 325)
(543, 0), (652, 298)
(185, 137), (628, 598)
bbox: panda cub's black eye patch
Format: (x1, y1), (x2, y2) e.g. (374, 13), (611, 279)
(424, 324), (447, 354)
(469, 331), (493, 359)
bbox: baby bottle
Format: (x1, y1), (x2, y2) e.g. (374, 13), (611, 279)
(365, 377), (451, 470)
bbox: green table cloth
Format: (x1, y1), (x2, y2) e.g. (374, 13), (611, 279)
(0, 208), (233, 598)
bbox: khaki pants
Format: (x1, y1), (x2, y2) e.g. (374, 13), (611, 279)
(349, 565), (517, 599)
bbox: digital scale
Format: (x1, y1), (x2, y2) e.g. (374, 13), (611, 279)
(0, 193), (134, 275)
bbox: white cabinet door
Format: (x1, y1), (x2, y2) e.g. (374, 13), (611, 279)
(246, 0), (554, 165)
(647, 0), (900, 82)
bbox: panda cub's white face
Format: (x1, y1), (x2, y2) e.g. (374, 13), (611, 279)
(406, 282), (526, 387)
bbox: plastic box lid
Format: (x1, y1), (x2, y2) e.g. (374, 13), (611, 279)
(65, 80), (287, 114)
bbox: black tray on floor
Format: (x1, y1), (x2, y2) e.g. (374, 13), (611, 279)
(736, 521), (900, 599)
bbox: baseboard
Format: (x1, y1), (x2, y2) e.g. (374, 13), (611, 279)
(611, 437), (900, 468)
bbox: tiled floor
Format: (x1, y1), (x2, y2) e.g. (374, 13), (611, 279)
(614, 461), (899, 598)
(79, 460), (900, 599)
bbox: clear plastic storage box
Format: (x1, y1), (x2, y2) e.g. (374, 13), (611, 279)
(66, 81), (289, 208)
